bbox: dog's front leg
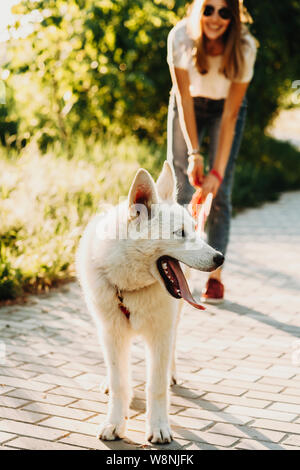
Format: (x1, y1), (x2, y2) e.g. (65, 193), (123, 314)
(144, 331), (174, 444)
(171, 300), (183, 385)
(97, 328), (132, 441)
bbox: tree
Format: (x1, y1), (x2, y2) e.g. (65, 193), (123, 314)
(5, 0), (300, 150)
(7, 0), (185, 148)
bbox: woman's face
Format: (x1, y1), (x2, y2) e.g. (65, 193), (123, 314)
(201, 0), (232, 41)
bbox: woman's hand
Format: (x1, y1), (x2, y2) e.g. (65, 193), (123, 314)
(201, 171), (222, 199)
(187, 154), (204, 188)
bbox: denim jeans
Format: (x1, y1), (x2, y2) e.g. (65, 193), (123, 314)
(167, 92), (247, 256)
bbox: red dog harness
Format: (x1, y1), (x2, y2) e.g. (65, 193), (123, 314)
(115, 286), (130, 320)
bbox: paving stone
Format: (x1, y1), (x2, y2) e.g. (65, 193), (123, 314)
(49, 386), (108, 402)
(202, 393), (271, 409)
(0, 420), (67, 440)
(0, 191), (300, 449)
(268, 402), (300, 414)
(245, 390), (300, 405)
(172, 428), (239, 447)
(22, 402), (95, 420)
(0, 375), (53, 393)
(284, 387), (300, 396)
(225, 405), (297, 422)
(33, 373), (87, 389)
(0, 386), (15, 395)
(282, 434), (300, 447)
(0, 367), (38, 380)
(5, 388), (77, 406)
(0, 432), (16, 444)
(5, 436), (86, 450)
(69, 399), (108, 414)
(252, 419), (300, 435)
(187, 382), (247, 396)
(39, 416), (98, 436)
(235, 439), (285, 450)
(179, 408), (252, 425)
(0, 406), (47, 424)
(0, 396), (31, 408)
(220, 379), (284, 394)
(59, 433), (125, 450)
(208, 423), (285, 442)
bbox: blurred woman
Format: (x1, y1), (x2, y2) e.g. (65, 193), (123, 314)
(167, 0), (257, 303)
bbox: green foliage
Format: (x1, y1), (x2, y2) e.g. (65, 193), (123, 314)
(6, 0), (186, 147)
(246, 0), (300, 131)
(5, 0), (300, 148)
(0, 84), (19, 147)
(233, 134), (300, 209)
(0, 242), (23, 300)
(0, 136), (165, 300)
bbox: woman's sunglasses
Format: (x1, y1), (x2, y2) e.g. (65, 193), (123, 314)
(203, 5), (232, 20)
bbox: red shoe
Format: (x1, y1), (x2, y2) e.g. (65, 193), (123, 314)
(201, 278), (224, 304)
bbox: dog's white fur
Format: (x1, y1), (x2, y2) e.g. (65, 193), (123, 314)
(76, 162), (222, 443)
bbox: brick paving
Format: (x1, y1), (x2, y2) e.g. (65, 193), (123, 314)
(0, 191), (300, 450)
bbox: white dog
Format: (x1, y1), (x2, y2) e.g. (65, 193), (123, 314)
(76, 161), (223, 444)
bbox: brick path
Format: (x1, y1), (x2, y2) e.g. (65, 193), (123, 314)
(0, 191), (300, 450)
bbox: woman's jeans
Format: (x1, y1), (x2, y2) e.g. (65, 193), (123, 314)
(167, 92), (247, 256)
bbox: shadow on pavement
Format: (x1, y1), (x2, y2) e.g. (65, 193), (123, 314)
(220, 301), (300, 338)
(171, 384), (285, 450)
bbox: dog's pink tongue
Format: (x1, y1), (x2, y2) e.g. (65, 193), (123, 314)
(168, 259), (205, 311)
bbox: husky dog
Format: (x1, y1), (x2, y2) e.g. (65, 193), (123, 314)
(77, 161), (224, 444)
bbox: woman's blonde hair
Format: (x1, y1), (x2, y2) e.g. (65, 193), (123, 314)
(187, 0), (253, 81)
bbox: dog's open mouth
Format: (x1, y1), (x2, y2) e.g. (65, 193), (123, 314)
(157, 256), (205, 310)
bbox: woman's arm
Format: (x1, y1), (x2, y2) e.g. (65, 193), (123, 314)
(170, 66), (204, 186)
(171, 67), (198, 153)
(201, 81), (250, 199)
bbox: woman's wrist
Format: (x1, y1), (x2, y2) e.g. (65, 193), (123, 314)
(188, 153), (203, 163)
(188, 148), (201, 157)
(210, 168), (223, 184)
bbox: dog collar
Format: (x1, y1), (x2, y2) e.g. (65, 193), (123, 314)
(115, 286), (130, 320)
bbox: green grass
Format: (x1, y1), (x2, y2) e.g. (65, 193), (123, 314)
(0, 136), (165, 301)
(1, 133), (300, 301)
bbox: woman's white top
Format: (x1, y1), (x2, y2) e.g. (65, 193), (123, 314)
(167, 19), (257, 99)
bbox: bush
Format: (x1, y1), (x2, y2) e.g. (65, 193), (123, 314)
(232, 135), (300, 209)
(0, 136), (165, 300)
(6, 0), (300, 147)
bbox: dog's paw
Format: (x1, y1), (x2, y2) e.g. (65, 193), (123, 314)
(97, 420), (126, 441)
(146, 422), (173, 444)
(99, 378), (109, 395)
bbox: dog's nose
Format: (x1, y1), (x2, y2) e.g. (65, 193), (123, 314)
(213, 252), (224, 267)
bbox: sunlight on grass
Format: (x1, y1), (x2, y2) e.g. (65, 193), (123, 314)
(0, 137), (165, 299)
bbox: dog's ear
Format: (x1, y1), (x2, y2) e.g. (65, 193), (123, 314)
(128, 168), (158, 219)
(156, 161), (177, 202)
